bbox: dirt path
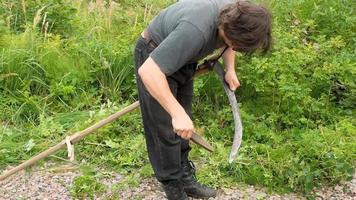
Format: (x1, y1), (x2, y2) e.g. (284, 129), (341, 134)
(0, 162), (355, 200)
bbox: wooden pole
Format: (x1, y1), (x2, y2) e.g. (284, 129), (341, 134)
(0, 101), (140, 181)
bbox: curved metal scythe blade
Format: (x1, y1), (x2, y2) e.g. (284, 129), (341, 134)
(213, 62), (243, 163)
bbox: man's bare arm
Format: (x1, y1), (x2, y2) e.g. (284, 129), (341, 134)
(138, 57), (194, 139)
(222, 47), (236, 72)
(222, 47), (240, 90)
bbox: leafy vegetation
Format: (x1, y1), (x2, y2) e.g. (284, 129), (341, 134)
(71, 174), (106, 199)
(0, 0), (355, 198)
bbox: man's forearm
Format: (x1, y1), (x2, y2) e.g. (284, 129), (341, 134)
(222, 47), (236, 72)
(138, 57), (186, 118)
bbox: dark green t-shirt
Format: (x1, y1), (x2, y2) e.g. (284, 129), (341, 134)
(148, 0), (234, 76)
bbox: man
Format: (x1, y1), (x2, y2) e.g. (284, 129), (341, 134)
(133, 0), (271, 199)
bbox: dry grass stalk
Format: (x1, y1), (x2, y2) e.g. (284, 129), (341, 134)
(108, 0), (118, 29)
(41, 12), (47, 32)
(5, 16), (11, 28)
(144, 3), (148, 23)
(87, 1), (96, 13)
(0, 73), (18, 80)
(134, 14), (138, 27)
(44, 21), (49, 39)
(147, 4), (153, 23)
(2, 2), (14, 28)
(96, 0), (105, 16)
(33, 6), (46, 29)
(21, 0), (27, 21)
(144, 4), (153, 24)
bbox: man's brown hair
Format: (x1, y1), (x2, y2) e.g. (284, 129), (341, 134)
(218, 1), (272, 54)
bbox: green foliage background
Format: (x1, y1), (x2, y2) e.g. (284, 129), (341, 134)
(0, 0), (355, 198)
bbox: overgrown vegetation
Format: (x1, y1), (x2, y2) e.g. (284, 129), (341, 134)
(0, 0), (355, 198)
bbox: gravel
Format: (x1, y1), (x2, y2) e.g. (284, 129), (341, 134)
(1, 162), (355, 200)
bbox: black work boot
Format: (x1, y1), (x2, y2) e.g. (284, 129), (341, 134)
(162, 180), (189, 200)
(181, 161), (217, 199)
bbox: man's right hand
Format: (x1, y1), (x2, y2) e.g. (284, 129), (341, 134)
(138, 57), (194, 140)
(172, 111), (194, 140)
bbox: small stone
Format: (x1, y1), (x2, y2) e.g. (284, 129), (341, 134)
(335, 185), (343, 191)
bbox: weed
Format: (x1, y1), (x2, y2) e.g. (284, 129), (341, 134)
(70, 175), (106, 199)
(0, 0), (355, 197)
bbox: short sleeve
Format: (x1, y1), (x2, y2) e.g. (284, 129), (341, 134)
(150, 21), (205, 76)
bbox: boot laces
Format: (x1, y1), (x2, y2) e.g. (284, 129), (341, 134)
(188, 160), (197, 180)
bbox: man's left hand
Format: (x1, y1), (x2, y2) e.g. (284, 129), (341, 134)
(224, 70), (241, 91)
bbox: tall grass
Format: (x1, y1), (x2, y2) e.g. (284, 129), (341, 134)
(0, 0), (354, 196)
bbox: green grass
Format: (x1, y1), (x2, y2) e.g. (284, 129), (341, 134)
(0, 0), (355, 198)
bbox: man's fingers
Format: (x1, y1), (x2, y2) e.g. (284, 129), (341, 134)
(186, 131), (193, 139)
(184, 130), (193, 140)
(177, 129), (193, 140)
(176, 130), (183, 136)
(183, 129), (190, 139)
(230, 80), (241, 90)
(181, 132), (187, 139)
(236, 80), (241, 88)
(175, 129), (187, 138)
(173, 125), (194, 139)
(227, 79), (236, 91)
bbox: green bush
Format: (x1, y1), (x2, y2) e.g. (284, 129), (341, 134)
(0, 0), (354, 197)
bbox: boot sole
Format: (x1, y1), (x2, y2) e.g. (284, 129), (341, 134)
(186, 192), (217, 199)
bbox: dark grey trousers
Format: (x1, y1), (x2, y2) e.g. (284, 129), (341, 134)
(133, 36), (196, 182)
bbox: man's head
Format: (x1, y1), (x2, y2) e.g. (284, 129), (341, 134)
(218, 1), (272, 54)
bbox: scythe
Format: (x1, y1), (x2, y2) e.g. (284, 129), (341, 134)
(198, 58), (243, 163)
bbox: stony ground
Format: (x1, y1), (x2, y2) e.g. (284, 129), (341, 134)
(0, 162), (355, 200)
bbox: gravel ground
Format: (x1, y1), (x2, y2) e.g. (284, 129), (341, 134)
(0, 162), (355, 200)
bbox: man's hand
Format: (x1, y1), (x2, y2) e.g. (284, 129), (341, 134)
(172, 111), (194, 140)
(224, 70), (241, 91)
(221, 47), (239, 91)
(139, 57), (195, 140)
